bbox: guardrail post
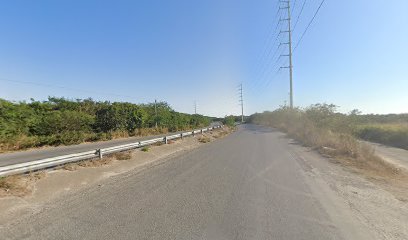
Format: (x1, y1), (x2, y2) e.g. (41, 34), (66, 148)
(97, 149), (103, 159)
(164, 136), (168, 144)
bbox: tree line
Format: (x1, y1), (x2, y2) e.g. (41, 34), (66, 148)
(0, 97), (211, 151)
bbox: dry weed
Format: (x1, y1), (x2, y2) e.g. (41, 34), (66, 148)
(113, 151), (132, 160)
(0, 171), (47, 197)
(62, 163), (79, 171)
(198, 136), (211, 143)
(77, 157), (114, 167)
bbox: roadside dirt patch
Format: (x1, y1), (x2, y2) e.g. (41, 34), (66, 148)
(291, 144), (408, 240)
(210, 127), (235, 139)
(0, 171), (46, 197)
(112, 151), (132, 161)
(198, 136), (211, 143)
(197, 127), (233, 143)
(323, 143), (408, 201)
(77, 157), (115, 168)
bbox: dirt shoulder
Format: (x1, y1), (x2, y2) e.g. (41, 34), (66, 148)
(0, 127), (233, 226)
(364, 141), (408, 171)
(288, 138), (408, 240)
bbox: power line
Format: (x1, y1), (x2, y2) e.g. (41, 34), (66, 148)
(292, 0), (307, 31)
(291, 0), (298, 14)
(247, 7), (287, 95)
(294, 0), (326, 51)
(253, 45), (285, 92)
(247, 41), (282, 95)
(256, 9), (281, 64)
(247, 7), (282, 93)
(0, 77), (135, 99)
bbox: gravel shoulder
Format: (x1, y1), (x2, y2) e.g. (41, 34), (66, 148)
(288, 138), (408, 240)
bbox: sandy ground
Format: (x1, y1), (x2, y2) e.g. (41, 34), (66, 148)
(0, 129), (230, 226)
(288, 140), (408, 240)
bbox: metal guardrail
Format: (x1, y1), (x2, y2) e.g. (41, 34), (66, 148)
(0, 125), (223, 177)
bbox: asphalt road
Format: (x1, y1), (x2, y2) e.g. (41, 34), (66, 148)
(2, 125), (359, 239)
(0, 131), (187, 167)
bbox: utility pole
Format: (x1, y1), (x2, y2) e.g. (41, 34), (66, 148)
(239, 83), (244, 123)
(279, 0), (294, 109)
(154, 99), (158, 128)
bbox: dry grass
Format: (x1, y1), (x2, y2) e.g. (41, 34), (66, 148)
(198, 127), (236, 143)
(77, 157), (114, 168)
(61, 151), (133, 171)
(216, 128), (233, 138)
(0, 171), (47, 197)
(113, 151), (132, 160)
(295, 126), (404, 180)
(198, 136), (211, 143)
(141, 146), (150, 152)
(252, 112), (408, 187)
(61, 163), (79, 171)
(153, 141), (164, 146)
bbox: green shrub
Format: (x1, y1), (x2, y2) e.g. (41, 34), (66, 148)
(141, 146), (150, 152)
(223, 115), (235, 127)
(0, 97), (213, 152)
(354, 124), (408, 150)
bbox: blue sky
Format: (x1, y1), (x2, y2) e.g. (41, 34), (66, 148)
(0, 0), (407, 117)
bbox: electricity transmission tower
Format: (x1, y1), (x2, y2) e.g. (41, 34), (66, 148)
(279, 0), (294, 109)
(239, 84), (244, 123)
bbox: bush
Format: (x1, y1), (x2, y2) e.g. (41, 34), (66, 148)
(354, 124), (408, 150)
(223, 115), (235, 127)
(0, 97), (213, 152)
(249, 104), (407, 158)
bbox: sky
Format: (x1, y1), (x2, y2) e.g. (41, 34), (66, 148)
(0, 0), (407, 117)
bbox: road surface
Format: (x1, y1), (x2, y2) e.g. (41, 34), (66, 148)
(0, 130), (188, 167)
(1, 125), (368, 239)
